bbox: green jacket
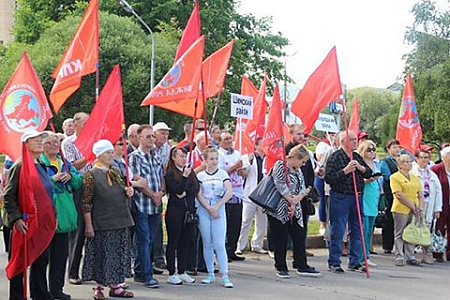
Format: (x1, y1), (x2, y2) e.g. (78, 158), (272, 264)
(40, 154), (83, 232)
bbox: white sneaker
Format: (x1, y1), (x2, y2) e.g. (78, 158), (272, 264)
(201, 274), (215, 284)
(252, 248), (268, 254)
(178, 272), (195, 283)
(167, 274), (182, 285)
(268, 251), (275, 258)
(367, 260), (377, 267)
(235, 249), (243, 255)
(222, 276), (234, 288)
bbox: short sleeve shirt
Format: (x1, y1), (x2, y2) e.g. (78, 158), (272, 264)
(390, 172), (422, 215)
(197, 169), (230, 202)
(218, 148), (244, 200)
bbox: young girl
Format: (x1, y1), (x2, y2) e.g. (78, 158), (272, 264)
(196, 148), (234, 288)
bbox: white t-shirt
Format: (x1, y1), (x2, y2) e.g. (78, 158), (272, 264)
(197, 169), (230, 204)
(218, 148), (246, 200)
(315, 141), (331, 158)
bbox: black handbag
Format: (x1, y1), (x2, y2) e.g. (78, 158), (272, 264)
(304, 197), (316, 216)
(248, 170), (282, 212)
(183, 198), (198, 226)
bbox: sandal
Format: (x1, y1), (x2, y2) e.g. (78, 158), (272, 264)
(93, 286), (105, 300)
(109, 287), (134, 298)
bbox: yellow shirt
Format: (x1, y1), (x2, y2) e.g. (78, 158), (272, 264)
(390, 171), (422, 215)
(49, 158), (62, 173)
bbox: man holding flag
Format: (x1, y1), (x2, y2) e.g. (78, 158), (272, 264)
(4, 130), (56, 300)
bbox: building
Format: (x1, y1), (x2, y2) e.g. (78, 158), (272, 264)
(0, 0), (16, 45)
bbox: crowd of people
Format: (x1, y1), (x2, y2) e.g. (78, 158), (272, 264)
(0, 113), (449, 299)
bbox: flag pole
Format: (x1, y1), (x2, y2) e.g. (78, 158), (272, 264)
(340, 96), (370, 278)
(23, 230), (28, 299)
(48, 118), (70, 175)
(239, 118), (243, 153)
(209, 90), (222, 131)
(95, 62), (100, 100)
(121, 133), (131, 190)
(200, 70), (209, 145)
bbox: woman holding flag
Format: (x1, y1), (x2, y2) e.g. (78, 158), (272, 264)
(267, 145), (321, 279)
(81, 140), (135, 299)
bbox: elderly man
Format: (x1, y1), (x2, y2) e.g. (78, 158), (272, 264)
(62, 118), (75, 138)
(218, 131), (249, 261)
(127, 123), (140, 154)
(129, 125), (165, 288)
(61, 112), (92, 285)
(430, 146), (450, 262)
(325, 132), (372, 273)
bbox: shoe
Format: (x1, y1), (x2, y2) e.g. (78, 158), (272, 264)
(276, 270), (290, 278)
(154, 261), (167, 269)
(268, 251), (275, 259)
(229, 254), (245, 261)
(348, 264), (366, 272)
(252, 248), (268, 254)
(179, 272), (196, 283)
(186, 269), (198, 276)
(167, 274), (183, 285)
(68, 278), (82, 285)
(152, 268), (164, 275)
(395, 258), (404, 266)
(435, 257), (445, 263)
(305, 250), (315, 257)
(201, 274), (215, 284)
(133, 276), (145, 283)
(222, 276), (234, 288)
(383, 249), (393, 254)
(108, 287), (134, 298)
(370, 250), (377, 255)
(52, 292), (71, 300)
(92, 286), (105, 300)
(406, 259), (421, 266)
(144, 278), (159, 288)
(119, 282), (129, 289)
(366, 260), (377, 267)
(296, 267), (322, 278)
(328, 265), (345, 273)
(235, 249), (243, 255)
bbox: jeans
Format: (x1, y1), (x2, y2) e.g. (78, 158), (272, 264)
(362, 216), (376, 261)
(315, 177), (327, 222)
(198, 204), (228, 274)
(134, 211), (159, 282)
(328, 191), (363, 267)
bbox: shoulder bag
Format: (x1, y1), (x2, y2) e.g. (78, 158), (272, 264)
(402, 213), (432, 246)
(249, 169), (282, 213)
(429, 218), (447, 253)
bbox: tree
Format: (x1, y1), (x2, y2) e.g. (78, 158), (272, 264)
(346, 87), (398, 145)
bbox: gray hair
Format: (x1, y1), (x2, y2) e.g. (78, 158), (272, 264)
(127, 123), (140, 136)
(62, 118), (73, 126)
(441, 146), (450, 159)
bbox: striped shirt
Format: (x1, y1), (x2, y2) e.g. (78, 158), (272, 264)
(129, 148), (163, 215)
(61, 134), (92, 174)
(267, 160), (306, 226)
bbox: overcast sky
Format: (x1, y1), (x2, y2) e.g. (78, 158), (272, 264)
(238, 0), (421, 89)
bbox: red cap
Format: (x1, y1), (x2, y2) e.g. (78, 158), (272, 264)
(419, 144), (434, 152)
(357, 131), (369, 141)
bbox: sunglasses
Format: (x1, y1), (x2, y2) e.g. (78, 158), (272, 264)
(366, 148), (375, 152)
(196, 128), (205, 131)
(116, 143), (124, 146)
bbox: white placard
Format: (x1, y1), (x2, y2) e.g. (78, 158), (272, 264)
(230, 93), (253, 120)
(314, 113), (339, 133)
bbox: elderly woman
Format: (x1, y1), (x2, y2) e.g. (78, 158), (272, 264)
(4, 130), (55, 300)
(164, 147), (199, 285)
(267, 145), (321, 279)
(41, 132), (82, 300)
(430, 146), (450, 262)
(357, 140), (382, 267)
(390, 154), (424, 267)
(82, 140), (135, 299)
(411, 149), (442, 264)
(196, 148), (234, 288)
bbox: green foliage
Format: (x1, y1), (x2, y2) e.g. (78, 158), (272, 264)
(346, 87), (398, 145)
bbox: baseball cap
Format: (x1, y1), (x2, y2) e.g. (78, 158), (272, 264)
(21, 130), (49, 143)
(153, 122), (172, 131)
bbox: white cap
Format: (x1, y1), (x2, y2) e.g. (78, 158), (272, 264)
(92, 139), (114, 158)
(153, 122), (172, 131)
(21, 130), (48, 143)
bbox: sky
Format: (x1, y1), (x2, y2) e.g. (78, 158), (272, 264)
(237, 0), (420, 89)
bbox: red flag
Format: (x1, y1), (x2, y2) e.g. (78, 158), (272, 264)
(396, 72), (422, 153)
(234, 76), (265, 154)
(202, 40), (234, 98)
(75, 65), (124, 162)
(0, 52), (53, 161)
(348, 98), (360, 134)
(50, 0), (99, 113)
(141, 36), (205, 108)
(174, 0), (201, 62)
(153, 98), (204, 119)
(291, 47), (342, 134)
(6, 143), (56, 279)
(262, 84), (285, 171)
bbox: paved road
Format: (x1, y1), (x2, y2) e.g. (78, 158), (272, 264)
(1, 241), (449, 300)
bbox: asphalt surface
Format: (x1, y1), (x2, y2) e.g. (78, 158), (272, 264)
(1, 240), (449, 300)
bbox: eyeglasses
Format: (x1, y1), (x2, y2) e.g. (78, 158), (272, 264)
(196, 128), (205, 131)
(141, 134), (155, 139)
(418, 156), (429, 159)
(366, 148), (375, 152)
(116, 143), (124, 146)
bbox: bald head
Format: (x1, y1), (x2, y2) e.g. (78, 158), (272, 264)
(73, 112), (89, 135)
